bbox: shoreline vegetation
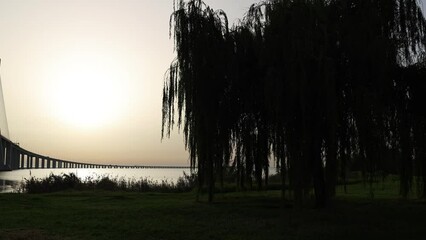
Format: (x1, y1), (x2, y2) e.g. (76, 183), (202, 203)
(19, 172), (197, 194)
(15, 171), (423, 200)
(16, 171), (282, 194)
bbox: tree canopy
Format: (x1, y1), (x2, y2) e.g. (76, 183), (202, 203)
(162, 0), (426, 207)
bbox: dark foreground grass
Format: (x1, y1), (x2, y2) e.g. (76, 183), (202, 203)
(0, 182), (426, 240)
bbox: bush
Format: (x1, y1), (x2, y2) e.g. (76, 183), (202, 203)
(24, 173), (82, 193)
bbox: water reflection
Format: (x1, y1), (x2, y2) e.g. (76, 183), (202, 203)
(0, 179), (17, 193)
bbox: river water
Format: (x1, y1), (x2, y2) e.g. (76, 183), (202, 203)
(0, 168), (192, 193)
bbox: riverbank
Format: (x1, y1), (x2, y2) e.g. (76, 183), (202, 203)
(0, 184), (426, 240)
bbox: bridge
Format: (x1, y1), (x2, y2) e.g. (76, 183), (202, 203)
(0, 62), (189, 171)
(0, 134), (189, 171)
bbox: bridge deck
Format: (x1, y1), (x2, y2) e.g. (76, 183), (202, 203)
(1, 134), (190, 171)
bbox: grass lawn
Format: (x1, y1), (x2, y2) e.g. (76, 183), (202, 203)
(0, 179), (426, 240)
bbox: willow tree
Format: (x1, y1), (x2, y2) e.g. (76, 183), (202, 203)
(162, 0), (232, 202)
(162, 0), (426, 206)
(228, 21), (271, 190)
(249, 0), (426, 205)
(331, 0), (426, 197)
(240, 0), (340, 207)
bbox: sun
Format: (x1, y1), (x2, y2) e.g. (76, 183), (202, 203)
(49, 52), (127, 129)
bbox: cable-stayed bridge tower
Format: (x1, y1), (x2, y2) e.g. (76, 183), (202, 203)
(0, 59), (10, 139)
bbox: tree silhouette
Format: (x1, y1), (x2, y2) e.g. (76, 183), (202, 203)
(163, 0), (426, 206)
(163, 0), (231, 201)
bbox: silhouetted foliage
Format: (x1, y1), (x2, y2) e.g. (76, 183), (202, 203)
(22, 173), (196, 193)
(163, 0), (426, 206)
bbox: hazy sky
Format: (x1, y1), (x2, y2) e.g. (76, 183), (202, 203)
(0, 0), (425, 166)
(0, 0), (259, 166)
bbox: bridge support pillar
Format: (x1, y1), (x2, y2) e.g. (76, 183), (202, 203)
(5, 142), (11, 169)
(20, 154), (24, 169)
(11, 147), (18, 170)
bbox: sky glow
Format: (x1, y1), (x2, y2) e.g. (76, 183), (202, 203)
(0, 0), (254, 165)
(0, 0), (425, 165)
